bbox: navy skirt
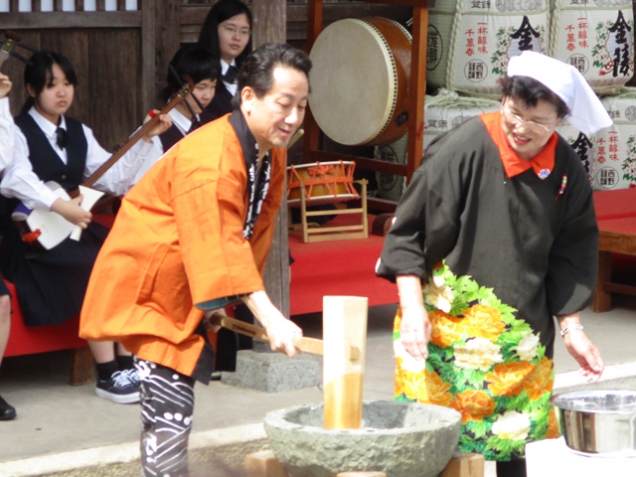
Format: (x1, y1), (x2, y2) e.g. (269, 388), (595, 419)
(0, 218), (108, 326)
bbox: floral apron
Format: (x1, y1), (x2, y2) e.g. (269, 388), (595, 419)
(394, 261), (560, 461)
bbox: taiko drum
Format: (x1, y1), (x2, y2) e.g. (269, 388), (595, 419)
(308, 17), (412, 146)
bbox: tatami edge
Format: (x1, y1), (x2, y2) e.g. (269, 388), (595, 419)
(0, 423), (266, 477)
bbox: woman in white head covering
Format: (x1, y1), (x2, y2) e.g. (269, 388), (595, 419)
(376, 52), (608, 477)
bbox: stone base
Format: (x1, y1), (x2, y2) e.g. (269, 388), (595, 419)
(221, 350), (321, 393)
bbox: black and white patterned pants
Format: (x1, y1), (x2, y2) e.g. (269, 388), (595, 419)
(135, 357), (196, 477)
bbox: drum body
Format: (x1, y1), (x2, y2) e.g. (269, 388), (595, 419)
(287, 161), (359, 206)
(309, 17), (412, 146)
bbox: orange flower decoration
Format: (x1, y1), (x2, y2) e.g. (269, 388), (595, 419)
(430, 310), (471, 348)
(394, 360), (406, 397)
(546, 407), (561, 439)
(451, 389), (496, 424)
(486, 361), (534, 397)
(402, 370), (453, 407)
(393, 308), (402, 334)
(462, 304), (506, 341)
(522, 357), (553, 400)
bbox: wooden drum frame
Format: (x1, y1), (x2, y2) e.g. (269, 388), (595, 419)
(287, 160), (359, 207)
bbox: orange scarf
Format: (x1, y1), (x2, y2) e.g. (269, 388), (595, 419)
(480, 111), (558, 179)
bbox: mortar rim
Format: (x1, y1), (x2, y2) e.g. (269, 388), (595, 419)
(263, 399), (461, 436)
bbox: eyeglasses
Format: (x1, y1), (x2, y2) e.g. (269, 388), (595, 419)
(222, 24), (251, 38)
(501, 103), (553, 135)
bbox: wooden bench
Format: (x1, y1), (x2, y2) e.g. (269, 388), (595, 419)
(593, 189), (636, 312)
(3, 213), (117, 385)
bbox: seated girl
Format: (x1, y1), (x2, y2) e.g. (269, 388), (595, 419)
(0, 51), (169, 404)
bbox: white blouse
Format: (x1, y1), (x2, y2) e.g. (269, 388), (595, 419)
(0, 97), (15, 173)
(221, 59), (238, 97)
(0, 107), (153, 211)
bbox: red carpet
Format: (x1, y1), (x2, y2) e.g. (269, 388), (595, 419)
(289, 215), (398, 316)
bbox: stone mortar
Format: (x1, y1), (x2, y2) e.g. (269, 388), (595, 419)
(264, 400), (461, 477)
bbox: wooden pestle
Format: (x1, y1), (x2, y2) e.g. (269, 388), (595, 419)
(323, 296), (368, 429)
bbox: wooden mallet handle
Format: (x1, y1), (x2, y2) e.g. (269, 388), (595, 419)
(207, 314), (360, 361)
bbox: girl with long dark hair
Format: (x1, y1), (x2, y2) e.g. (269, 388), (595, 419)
(198, 0), (252, 119)
(0, 51), (169, 405)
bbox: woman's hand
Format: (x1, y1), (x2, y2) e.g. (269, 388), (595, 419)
(142, 110), (172, 142)
(558, 313), (604, 383)
(396, 275), (431, 359)
(0, 73), (12, 99)
(51, 195), (92, 228)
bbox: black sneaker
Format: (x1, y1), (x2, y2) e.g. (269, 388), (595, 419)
(95, 370), (140, 404)
(0, 395), (16, 420)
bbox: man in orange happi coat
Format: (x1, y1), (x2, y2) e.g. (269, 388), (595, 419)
(79, 43), (310, 477)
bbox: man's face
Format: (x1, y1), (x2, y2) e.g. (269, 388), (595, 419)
(242, 66), (309, 151)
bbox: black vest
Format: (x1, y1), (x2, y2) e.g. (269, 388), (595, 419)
(159, 124), (186, 152)
(159, 110), (216, 152)
(206, 82), (233, 121)
(14, 112), (88, 192)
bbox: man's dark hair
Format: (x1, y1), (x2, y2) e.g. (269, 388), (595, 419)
(231, 43), (311, 108)
(501, 75), (570, 118)
(197, 0), (253, 67)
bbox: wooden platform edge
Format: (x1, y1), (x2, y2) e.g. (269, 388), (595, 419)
(244, 450), (485, 477)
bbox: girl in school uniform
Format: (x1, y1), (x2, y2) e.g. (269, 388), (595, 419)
(0, 51), (169, 405)
(0, 72), (17, 420)
(131, 44), (219, 185)
(198, 0), (252, 119)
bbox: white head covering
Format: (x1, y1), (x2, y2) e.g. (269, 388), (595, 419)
(507, 51), (612, 136)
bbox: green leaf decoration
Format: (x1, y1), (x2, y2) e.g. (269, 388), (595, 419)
(395, 394), (415, 403)
(468, 370), (487, 390)
(471, 420), (489, 439)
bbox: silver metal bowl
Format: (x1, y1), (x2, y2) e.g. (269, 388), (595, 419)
(551, 390), (636, 456)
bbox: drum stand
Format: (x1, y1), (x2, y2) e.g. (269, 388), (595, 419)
(289, 179), (369, 243)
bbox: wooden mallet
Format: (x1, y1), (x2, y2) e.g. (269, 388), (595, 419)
(205, 312), (360, 361)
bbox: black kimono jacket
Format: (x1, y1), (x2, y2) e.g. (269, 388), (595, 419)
(377, 113), (598, 461)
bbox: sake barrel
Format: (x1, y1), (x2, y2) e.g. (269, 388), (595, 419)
(556, 119), (597, 186)
(549, 0), (634, 95)
(589, 89), (636, 190)
(374, 90), (500, 200)
(427, 0), (549, 97)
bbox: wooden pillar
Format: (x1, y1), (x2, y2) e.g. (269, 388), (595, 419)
(252, 0), (291, 319)
(154, 0), (181, 99)
(140, 0), (157, 112)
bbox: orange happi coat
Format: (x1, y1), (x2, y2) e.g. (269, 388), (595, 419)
(79, 115), (286, 376)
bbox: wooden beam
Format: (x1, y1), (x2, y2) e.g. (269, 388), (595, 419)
(441, 452), (485, 477)
(594, 250), (612, 312)
(141, 0), (157, 115)
(244, 450), (288, 477)
(337, 473), (386, 477)
(251, 0), (291, 320)
(407, 5), (428, 183)
(75, 0), (84, 11)
(70, 347), (94, 386)
(54, 0), (63, 11)
(96, 0), (106, 11)
(10, 0), (18, 13)
(252, 0), (286, 46)
(154, 0), (181, 105)
(0, 11), (142, 29)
